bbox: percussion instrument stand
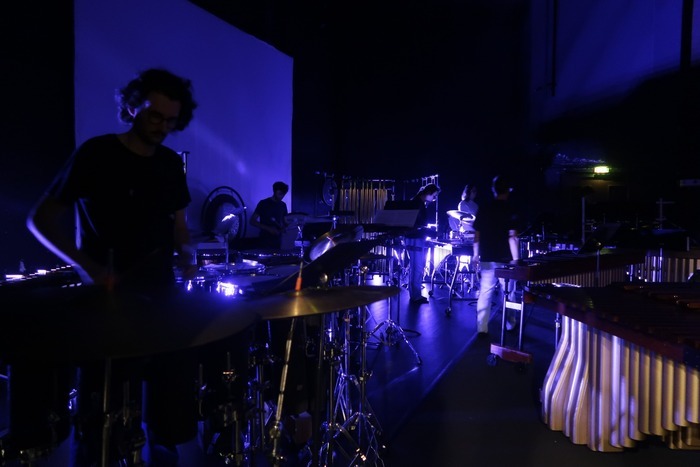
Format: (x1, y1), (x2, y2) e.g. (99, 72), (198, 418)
(316, 311), (362, 467)
(370, 245), (422, 365)
(488, 279), (533, 367)
(100, 358), (113, 467)
(245, 342), (276, 456)
(294, 222), (306, 259)
(269, 318), (297, 466)
(97, 358), (146, 467)
(339, 305), (385, 465)
(331, 310), (353, 423)
(439, 246), (476, 316)
(198, 351), (247, 466)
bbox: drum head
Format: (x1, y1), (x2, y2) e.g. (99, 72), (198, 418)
(201, 259), (265, 275)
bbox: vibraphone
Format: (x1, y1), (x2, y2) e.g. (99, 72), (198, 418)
(632, 249), (700, 283)
(530, 282), (700, 451)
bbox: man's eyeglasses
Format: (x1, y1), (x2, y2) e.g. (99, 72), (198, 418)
(146, 110), (179, 128)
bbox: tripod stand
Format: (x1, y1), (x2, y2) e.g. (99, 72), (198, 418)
(317, 305), (385, 466)
(369, 239), (422, 365)
(315, 310), (364, 466)
(340, 305), (385, 464)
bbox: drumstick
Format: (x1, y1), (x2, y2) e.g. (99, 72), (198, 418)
(295, 261), (304, 291)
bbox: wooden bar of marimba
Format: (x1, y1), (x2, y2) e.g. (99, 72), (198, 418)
(531, 283), (700, 451)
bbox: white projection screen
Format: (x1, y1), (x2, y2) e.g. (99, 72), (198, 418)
(74, 0), (293, 239)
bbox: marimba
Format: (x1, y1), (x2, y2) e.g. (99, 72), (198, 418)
(530, 282), (700, 451)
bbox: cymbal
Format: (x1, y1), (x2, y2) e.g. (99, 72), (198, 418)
(253, 285), (400, 320)
(309, 226), (364, 261)
(0, 286), (259, 362)
(446, 210), (475, 222)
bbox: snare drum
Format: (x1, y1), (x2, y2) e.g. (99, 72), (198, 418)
(177, 259), (267, 296)
(242, 249), (302, 267)
(176, 267), (222, 293)
(201, 258), (266, 276)
(216, 263), (300, 296)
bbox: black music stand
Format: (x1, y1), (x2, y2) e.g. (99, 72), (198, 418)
(367, 202), (422, 364)
(374, 200), (420, 294)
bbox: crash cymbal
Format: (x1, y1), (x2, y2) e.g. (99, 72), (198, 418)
(309, 225), (364, 261)
(253, 285), (400, 320)
(0, 285), (259, 362)
(446, 210), (475, 222)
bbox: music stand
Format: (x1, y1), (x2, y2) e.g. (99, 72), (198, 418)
(367, 202), (422, 364)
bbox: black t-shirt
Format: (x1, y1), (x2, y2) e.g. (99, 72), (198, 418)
(252, 197), (288, 248)
(409, 196), (429, 228)
(49, 134), (191, 285)
(472, 198), (519, 263)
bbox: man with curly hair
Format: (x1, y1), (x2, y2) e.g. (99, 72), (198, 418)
(28, 68), (199, 466)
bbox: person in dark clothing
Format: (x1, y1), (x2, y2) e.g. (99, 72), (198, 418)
(249, 181), (289, 249)
(406, 183), (440, 304)
(472, 175), (520, 334)
(27, 68), (199, 466)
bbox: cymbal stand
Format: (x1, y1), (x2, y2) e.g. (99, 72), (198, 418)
(294, 222), (306, 259)
(35, 358), (136, 467)
(269, 318), (296, 466)
(100, 358), (112, 467)
(337, 305), (385, 465)
(245, 341), (276, 456)
(369, 242), (422, 365)
(198, 351), (247, 466)
(332, 309), (356, 423)
(317, 311), (362, 466)
(385, 237), (408, 291)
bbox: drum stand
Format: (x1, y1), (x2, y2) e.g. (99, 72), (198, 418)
(245, 342), (276, 457)
(269, 318), (298, 466)
(331, 309), (362, 424)
(294, 222), (307, 260)
(97, 358), (145, 467)
(197, 351), (248, 466)
(198, 322), (279, 466)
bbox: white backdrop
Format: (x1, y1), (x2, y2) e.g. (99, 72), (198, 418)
(74, 0), (293, 237)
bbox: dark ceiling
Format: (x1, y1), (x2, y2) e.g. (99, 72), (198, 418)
(187, 0), (508, 58)
(188, 0), (321, 56)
